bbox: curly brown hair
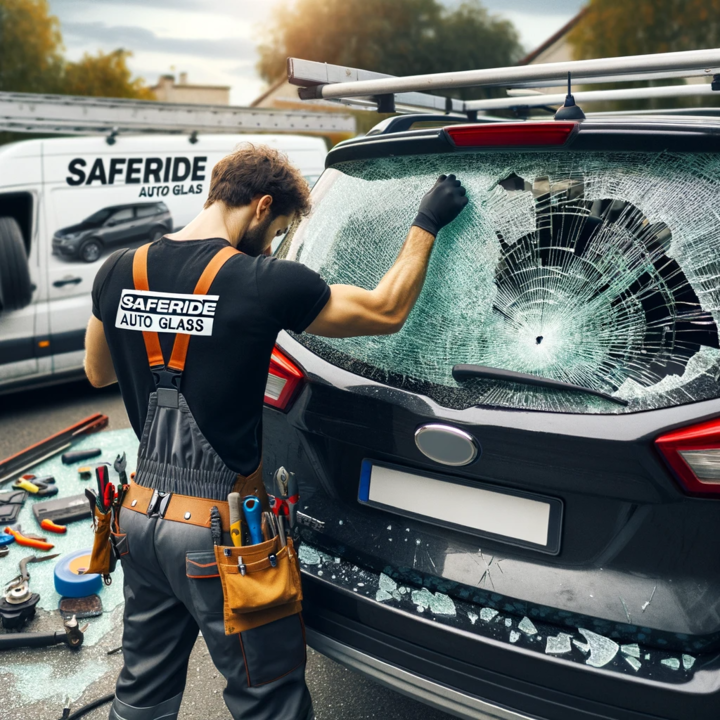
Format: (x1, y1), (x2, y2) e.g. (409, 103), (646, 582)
(204, 144), (312, 218)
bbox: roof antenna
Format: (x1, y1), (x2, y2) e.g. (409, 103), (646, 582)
(554, 72), (585, 121)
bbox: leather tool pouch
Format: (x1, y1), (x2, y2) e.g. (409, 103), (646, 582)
(85, 506), (115, 579)
(213, 536), (303, 635)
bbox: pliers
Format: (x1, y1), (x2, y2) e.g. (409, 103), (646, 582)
(113, 453), (129, 508)
(95, 465), (115, 514)
(270, 467), (299, 529)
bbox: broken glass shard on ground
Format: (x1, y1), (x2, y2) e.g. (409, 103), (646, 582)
(298, 545), (320, 565)
(468, 612), (478, 625)
(378, 573), (397, 593)
(411, 587), (435, 610)
(624, 656), (642, 672)
(411, 587), (456, 616)
(546, 634), (572, 655)
(480, 608), (499, 622)
(287, 152), (720, 415)
(509, 630), (521, 644)
(430, 592), (456, 616)
(682, 654), (696, 670)
(578, 629), (619, 668)
(621, 644), (641, 658)
(661, 658), (681, 671)
(518, 617), (538, 636)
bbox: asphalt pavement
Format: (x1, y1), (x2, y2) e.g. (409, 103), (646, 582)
(0, 379), (453, 719)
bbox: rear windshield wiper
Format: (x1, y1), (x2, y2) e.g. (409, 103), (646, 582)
(452, 364), (629, 407)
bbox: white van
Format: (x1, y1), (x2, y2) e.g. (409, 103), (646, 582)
(0, 133), (327, 393)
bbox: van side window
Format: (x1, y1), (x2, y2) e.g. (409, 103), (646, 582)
(135, 204), (159, 218)
(108, 208), (134, 224)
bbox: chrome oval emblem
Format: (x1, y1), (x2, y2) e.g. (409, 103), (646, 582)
(414, 424), (479, 466)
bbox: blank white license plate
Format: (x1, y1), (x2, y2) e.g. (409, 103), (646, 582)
(359, 461), (562, 553)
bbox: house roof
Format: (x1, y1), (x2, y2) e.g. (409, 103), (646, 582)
(250, 77), (287, 108)
(517, 7), (589, 66)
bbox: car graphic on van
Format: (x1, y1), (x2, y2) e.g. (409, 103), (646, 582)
(52, 202), (173, 263)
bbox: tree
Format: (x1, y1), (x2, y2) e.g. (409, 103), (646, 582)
(0, 0), (64, 94)
(64, 50), (155, 100)
(257, 0), (521, 99)
(0, 0), (154, 99)
(568, 0), (720, 111)
(569, 0), (720, 59)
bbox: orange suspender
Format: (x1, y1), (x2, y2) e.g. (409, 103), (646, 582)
(131, 243), (239, 373)
(132, 244), (164, 368)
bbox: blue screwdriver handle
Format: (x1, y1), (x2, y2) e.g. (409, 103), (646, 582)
(242, 496), (264, 545)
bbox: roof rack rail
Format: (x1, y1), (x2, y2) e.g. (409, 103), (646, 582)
(589, 106), (720, 118)
(288, 49), (720, 116)
(0, 91), (356, 138)
(286, 60), (469, 117)
(465, 81), (717, 112)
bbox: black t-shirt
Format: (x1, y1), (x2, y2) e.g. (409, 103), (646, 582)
(92, 237), (330, 475)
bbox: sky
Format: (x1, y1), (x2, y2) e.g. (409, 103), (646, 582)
(48, 0), (587, 106)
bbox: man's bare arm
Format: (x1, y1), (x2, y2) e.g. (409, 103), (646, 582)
(306, 227), (436, 337)
(84, 316), (117, 387)
(306, 174), (467, 339)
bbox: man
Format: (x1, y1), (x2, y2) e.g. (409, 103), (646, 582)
(85, 143), (467, 720)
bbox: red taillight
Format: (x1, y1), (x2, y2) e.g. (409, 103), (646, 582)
(655, 417), (720, 497)
(264, 346), (305, 411)
(445, 122), (577, 148)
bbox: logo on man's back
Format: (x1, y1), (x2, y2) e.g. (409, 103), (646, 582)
(116, 289), (218, 336)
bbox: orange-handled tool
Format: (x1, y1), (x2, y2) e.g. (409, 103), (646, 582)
(40, 519), (67, 534)
(4, 527), (55, 551)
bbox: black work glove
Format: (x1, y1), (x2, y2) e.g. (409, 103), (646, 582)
(412, 174), (468, 236)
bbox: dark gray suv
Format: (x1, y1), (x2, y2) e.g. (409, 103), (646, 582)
(52, 202), (172, 262)
(262, 116), (720, 720)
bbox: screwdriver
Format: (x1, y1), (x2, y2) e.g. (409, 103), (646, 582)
(228, 493), (243, 547)
(242, 497), (263, 545)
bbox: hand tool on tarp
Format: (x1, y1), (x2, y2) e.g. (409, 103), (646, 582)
(0, 488), (26, 526)
(4, 526), (55, 550)
(12, 475), (58, 497)
(0, 553), (59, 629)
(62, 448), (102, 465)
(0, 614), (88, 651)
(41, 518), (67, 534)
(34, 493), (93, 526)
(0, 413), (109, 487)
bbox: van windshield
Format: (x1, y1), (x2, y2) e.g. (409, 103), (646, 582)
(281, 151), (720, 414)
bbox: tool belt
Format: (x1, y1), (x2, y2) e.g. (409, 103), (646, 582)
(121, 468), (268, 529)
(122, 481), (302, 634)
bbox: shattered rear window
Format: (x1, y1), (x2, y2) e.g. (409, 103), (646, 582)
(282, 151), (720, 414)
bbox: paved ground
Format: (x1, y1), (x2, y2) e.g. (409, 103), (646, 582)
(0, 379), (453, 720)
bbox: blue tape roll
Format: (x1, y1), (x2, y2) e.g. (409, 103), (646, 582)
(54, 548), (103, 598)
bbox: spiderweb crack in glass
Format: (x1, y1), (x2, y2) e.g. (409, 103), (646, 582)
(287, 152), (720, 414)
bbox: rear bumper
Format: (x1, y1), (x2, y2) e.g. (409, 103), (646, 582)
(306, 628), (532, 720)
(301, 570), (720, 720)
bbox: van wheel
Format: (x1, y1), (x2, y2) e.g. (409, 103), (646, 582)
(0, 216), (32, 311)
(79, 238), (103, 263)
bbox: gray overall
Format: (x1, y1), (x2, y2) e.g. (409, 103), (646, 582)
(109, 244), (313, 720)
